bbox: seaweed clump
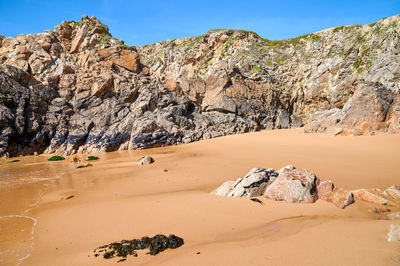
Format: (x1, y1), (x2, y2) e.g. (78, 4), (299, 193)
(87, 156), (99, 161)
(10, 159), (20, 163)
(93, 234), (184, 261)
(48, 155), (65, 161)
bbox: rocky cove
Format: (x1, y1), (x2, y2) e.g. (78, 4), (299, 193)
(1, 15), (400, 157)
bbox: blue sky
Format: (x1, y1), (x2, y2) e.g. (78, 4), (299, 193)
(0, 0), (399, 46)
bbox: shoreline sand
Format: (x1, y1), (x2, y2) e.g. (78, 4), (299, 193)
(1, 129), (400, 265)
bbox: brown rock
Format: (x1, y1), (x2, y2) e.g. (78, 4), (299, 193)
(352, 189), (390, 205)
(316, 180), (354, 209)
(70, 25), (87, 53)
(113, 50), (140, 72)
(97, 48), (118, 58)
(368, 207), (391, 213)
(91, 76), (113, 96)
(330, 188), (354, 209)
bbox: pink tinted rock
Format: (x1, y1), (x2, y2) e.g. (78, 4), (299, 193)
(317, 180), (335, 201)
(264, 167), (318, 203)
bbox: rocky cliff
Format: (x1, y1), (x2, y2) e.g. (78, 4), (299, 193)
(1, 15), (399, 156)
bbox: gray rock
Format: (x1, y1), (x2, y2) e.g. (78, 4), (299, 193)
(138, 156), (154, 165)
(212, 168), (279, 197)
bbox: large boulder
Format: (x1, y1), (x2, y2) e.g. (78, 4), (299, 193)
(264, 166), (318, 203)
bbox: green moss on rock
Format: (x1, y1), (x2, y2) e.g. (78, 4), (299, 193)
(48, 155), (65, 161)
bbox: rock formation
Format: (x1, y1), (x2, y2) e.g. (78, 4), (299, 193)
(1, 15), (400, 156)
(213, 165), (400, 209)
(212, 165), (354, 208)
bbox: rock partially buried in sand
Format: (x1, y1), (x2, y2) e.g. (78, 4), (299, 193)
(213, 165), (355, 208)
(384, 185), (400, 200)
(369, 207), (391, 213)
(382, 212), (400, 220)
(329, 188), (354, 209)
(387, 224), (400, 242)
(212, 168), (278, 197)
(138, 156), (154, 165)
(316, 181), (354, 209)
(93, 234), (184, 260)
(352, 189), (390, 205)
(264, 166), (318, 203)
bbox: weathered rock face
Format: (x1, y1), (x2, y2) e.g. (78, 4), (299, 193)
(304, 82), (400, 135)
(1, 15), (400, 156)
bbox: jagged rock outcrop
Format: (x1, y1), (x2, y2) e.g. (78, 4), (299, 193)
(1, 15), (400, 156)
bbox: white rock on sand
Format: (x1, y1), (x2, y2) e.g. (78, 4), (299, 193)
(387, 224), (400, 242)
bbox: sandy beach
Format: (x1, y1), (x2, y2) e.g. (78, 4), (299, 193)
(1, 128), (400, 265)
